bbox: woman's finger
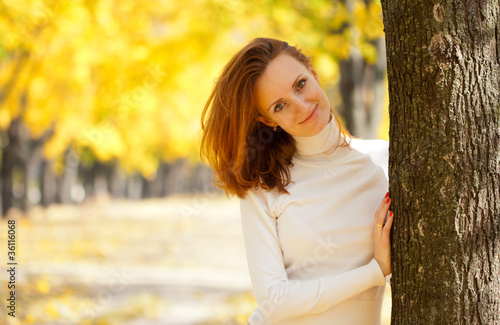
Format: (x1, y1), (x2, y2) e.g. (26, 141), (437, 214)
(376, 197), (391, 226)
(374, 192), (389, 217)
(383, 211), (393, 236)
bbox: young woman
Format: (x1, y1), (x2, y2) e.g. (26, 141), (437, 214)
(201, 37), (393, 325)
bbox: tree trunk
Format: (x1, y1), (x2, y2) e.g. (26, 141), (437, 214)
(80, 161), (96, 201)
(142, 165), (164, 198)
(0, 118), (23, 216)
(56, 147), (79, 204)
(162, 163), (174, 196)
(22, 137), (45, 209)
(338, 50), (366, 135)
(162, 159), (189, 195)
(109, 161), (127, 198)
(126, 173), (143, 200)
(337, 0), (387, 139)
(93, 161), (111, 198)
(1, 132), (15, 216)
(192, 163), (215, 193)
(364, 37), (387, 138)
(381, 0), (500, 324)
(40, 158), (58, 207)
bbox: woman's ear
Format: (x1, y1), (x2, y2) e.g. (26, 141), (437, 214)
(257, 116), (278, 128)
(308, 63), (320, 83)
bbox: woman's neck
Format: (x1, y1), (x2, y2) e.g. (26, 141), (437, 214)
(292, 112), (349, 161)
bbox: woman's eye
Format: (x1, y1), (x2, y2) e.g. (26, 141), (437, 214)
(274, 103), (284, 113)
(297, 79), (306, 90)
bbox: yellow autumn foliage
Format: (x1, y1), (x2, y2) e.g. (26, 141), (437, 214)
(0, 0), (385, 177)
(36, 278), (50, 294)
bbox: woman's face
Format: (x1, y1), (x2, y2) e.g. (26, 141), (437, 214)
(256, 54), (331, 137)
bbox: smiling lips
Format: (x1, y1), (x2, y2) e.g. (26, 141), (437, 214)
(299, 105), (318, 124)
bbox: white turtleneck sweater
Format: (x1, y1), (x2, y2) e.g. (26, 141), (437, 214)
(240, 113), (389, 325)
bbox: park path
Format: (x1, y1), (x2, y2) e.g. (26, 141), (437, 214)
(5, 194), (255, 324)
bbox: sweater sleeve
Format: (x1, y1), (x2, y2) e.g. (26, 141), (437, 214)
(240, 189), (386, 325)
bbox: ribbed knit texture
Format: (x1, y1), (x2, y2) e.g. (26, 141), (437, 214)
(240, 113), (390, 324)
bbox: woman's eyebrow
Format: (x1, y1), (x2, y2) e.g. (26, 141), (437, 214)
(291, 73), (304, 90)
(266, 73), (304, 112)
(267, 98), (282, 112)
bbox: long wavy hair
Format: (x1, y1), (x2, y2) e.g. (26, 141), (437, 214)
(201, 37), (350, 198)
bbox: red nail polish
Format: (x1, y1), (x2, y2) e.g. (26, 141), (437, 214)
(385, 192), (389, 198)
(387, 197), (391, 203)
(389, 211), (393, 217)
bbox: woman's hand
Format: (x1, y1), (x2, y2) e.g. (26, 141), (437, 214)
(373, 193), (393, 276)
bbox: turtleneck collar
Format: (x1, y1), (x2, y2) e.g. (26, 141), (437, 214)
(292, 112), (349, 161)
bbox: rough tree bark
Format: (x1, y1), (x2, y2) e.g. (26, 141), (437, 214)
(381, 0), (500, 324)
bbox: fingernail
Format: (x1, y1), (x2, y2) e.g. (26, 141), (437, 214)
(389, 211), (393, 217)
(386, 197), (391, 203)
(385, 192), (389, 198)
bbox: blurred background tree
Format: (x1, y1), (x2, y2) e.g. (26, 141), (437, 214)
(0, 0), (387, 216)
(0, 1), (394, 324)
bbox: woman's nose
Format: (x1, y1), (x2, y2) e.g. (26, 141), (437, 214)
(292, 95), (310, 113)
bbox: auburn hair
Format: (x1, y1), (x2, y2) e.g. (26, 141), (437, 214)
(201, 37), (351, 198)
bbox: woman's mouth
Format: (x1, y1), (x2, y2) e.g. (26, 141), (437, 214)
(299, 105), (318, 124)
